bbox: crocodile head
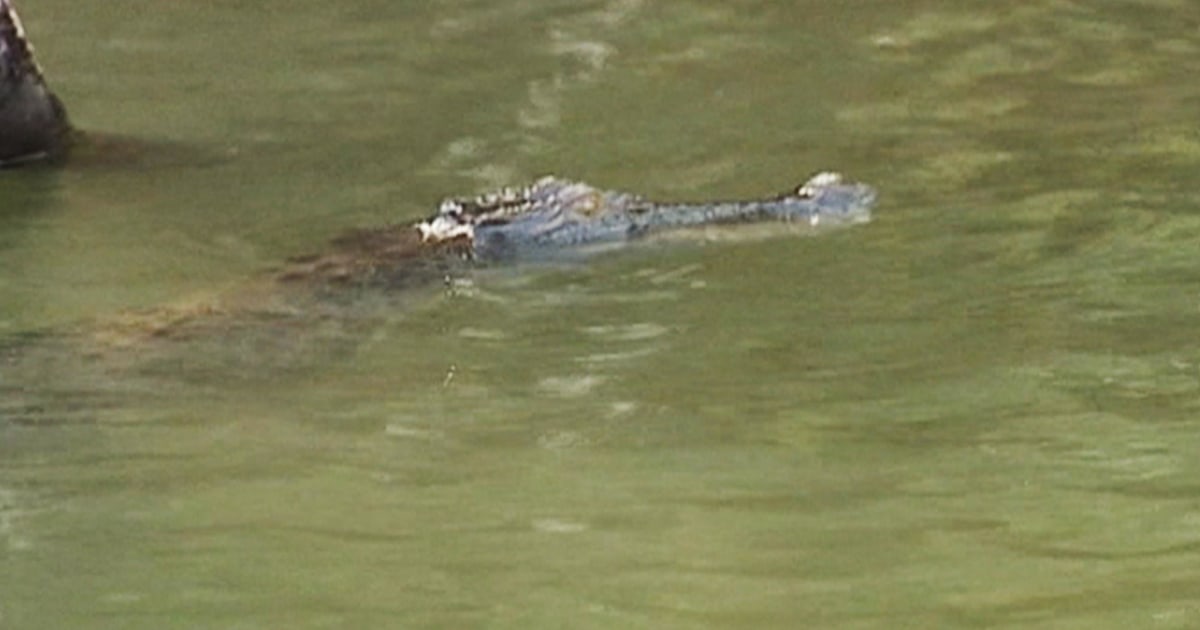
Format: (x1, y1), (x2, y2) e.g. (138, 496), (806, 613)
(416, 172), (876, 261)
(416, 177), (643, 258)
(777, 171), (876, 228)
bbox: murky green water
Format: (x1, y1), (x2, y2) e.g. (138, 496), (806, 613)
(2, 0), (1200, 627)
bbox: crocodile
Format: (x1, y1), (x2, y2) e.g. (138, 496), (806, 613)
(0, 0), (72, 166)
(277, 173), (875, 291)
(2, 172), (875, 368)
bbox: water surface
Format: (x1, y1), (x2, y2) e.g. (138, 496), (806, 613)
(2, 0), (1200, 628)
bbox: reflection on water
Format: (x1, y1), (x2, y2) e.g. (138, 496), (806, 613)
(3, 0), (1200, 627)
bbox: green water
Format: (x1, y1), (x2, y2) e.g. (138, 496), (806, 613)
(3, 0), (1200, 627)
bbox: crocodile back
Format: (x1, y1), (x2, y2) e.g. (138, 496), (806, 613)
(0, 0), (38, 83)
(0, 0), (71, 166)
